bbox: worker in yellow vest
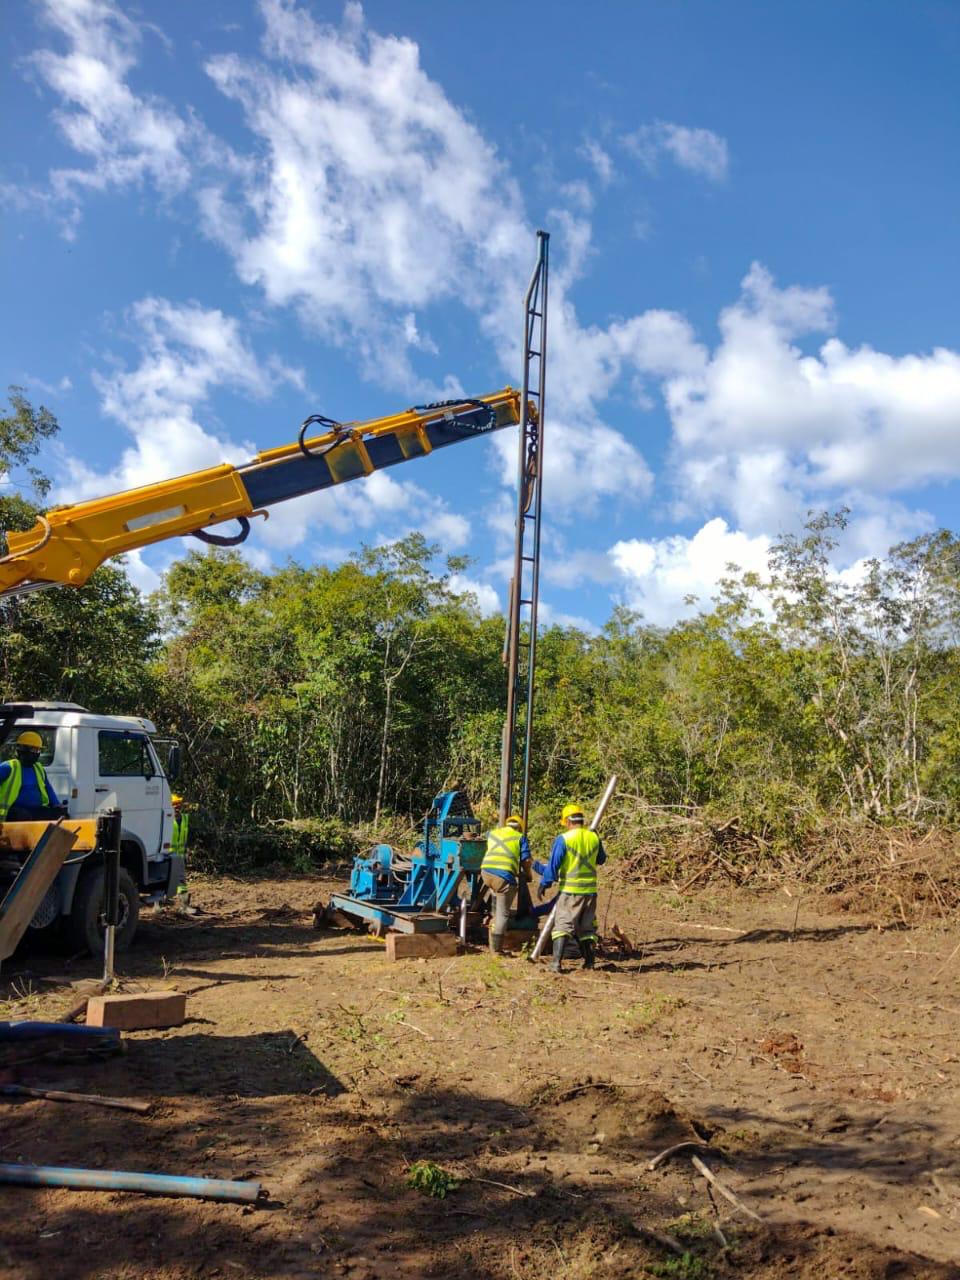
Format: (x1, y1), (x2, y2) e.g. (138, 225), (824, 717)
(538, 803), (606, 973)
(170, 794), (191, 911)
(0, 731), (63, 821)
(171, 794), (189, 859)
(481, 814), (531, 954)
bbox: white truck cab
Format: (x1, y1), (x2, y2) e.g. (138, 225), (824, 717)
(0, 701), (186, 951)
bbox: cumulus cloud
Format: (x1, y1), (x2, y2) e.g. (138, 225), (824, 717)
(448, 573), (500, 616)
(624, 120), (729, 181)
(28, 0), (657, 521)
(610, 518), (771, 626)
(31, 0), (193, 202)
(655, 264), (960, 531)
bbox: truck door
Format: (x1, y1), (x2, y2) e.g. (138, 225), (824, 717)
(95, 729), (162, 857)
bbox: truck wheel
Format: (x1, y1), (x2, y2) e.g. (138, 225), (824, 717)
(68, 866), (140, 956)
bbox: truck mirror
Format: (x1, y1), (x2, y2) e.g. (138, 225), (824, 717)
(167, 743), (181, 781)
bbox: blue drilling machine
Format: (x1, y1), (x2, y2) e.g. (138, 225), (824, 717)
(327, 790), (488, 938)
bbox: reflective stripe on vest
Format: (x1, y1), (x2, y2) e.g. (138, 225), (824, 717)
(482, 826), (523, 877)
(558, 826), (600, 894)
(172, 814), (189, 857)
(0, 759), (49, 819)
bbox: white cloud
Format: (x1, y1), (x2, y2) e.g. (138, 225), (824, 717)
(56, 296), (304, 503)
(28, 1), (657, 522)
(448, 573), (499, 616)
(578, 139), (615, 185)
(31, 0), (193, 201)
(654, 264), (960, 530)
(611, 518), (771, 626)
(198, 0), (530, 391)
(537, 600), (599, 634)
(623, 120), (729, 182)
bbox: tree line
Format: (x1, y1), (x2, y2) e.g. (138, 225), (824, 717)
(3, 388), (960, 872)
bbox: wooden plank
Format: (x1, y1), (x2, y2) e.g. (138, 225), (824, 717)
(0, 824), (77, 962)
(86, 990), (186, 1030)
(385, 932), (460, 961)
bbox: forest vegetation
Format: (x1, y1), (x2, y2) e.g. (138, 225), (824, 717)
(4, 389), (960, 895)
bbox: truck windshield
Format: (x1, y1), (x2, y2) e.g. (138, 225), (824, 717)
(0, 725), (58, 766)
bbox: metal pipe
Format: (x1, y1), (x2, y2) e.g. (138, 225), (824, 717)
(529, 775), (617, 962)
(0, 1021), (120, 1043)
(459, 895), (467, 945)
(101, 808), (121, 985)
(0, 1162), (262, 1203)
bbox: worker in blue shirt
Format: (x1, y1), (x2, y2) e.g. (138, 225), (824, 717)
(539, 802), (606, 973)
(481, 814), (531, 954)
(0, 731), (63, 821)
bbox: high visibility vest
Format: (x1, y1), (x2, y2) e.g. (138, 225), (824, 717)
(0, 758), (50, 819)
(482, 826), (523, 878)
(558, 826), (600, 895)
(171, 813), (189, 857)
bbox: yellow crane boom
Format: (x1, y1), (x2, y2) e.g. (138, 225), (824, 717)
(0, 389), (525, 598)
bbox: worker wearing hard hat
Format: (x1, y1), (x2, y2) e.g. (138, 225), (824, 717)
(481, 814), (531, 955)
(170, 794), (192, 911)
(171, 795), (189, 858)
(0, 731), (63, 822)
(538, 802), (607, 973)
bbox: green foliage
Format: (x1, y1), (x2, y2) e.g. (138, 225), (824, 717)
(405, 1160), (461, 1199)
(5, 394), (960, 886)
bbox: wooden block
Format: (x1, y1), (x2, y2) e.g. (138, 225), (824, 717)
(385, 932), (460, 961)
(85, 990), (186, 1030)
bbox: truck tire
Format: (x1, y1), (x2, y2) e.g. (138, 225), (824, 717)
(68, 865), (140, 956)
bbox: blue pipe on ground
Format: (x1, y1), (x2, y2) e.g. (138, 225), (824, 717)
(0, 1163), (262, 1203)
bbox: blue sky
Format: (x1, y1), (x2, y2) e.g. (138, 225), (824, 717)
(3, 0), (959, 628)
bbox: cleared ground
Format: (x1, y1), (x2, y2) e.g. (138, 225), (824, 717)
(1, 873), (959, 1279)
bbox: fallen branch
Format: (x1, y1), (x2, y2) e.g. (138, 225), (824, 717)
(691, 1155), (762, 1222)
(0, 1084), (150, 1114)
(468, 1174), (536, 1198)
(632, 1222), (685, 1256)
(396, 1019), (436, 1041)
(647, 1141), (719, 1172)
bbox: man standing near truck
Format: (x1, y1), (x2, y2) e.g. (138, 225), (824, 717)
(0, 731), (63, 821)
(171, 794), (192, 911)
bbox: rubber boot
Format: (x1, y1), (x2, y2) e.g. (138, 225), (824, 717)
(580, 939), (596, 970)
(549, 935), (565, 973)
(489, 931), (504, 955)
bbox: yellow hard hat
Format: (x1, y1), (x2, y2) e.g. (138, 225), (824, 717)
(505, 814), (524, 832)
(16, 731), (43, 750)
(561, 802), (584, 822)
(171, 794), (183, 806)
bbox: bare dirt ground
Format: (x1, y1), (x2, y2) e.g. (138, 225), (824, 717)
(2, 872), (959, 1280)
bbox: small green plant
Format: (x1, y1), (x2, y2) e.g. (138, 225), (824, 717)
(646, 1254), (713, 1279)
(616, 993), (684, 1033)
(406, 1160), (461, 1199)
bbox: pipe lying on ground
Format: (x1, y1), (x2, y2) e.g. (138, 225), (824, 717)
(0, 1162), (263, 1203)
(0, 1021), (119, 1043)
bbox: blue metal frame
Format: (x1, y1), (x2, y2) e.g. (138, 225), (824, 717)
(329, 791), (487, 934)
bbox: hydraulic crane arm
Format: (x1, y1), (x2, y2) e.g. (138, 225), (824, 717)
(0, 389), (525, 598)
